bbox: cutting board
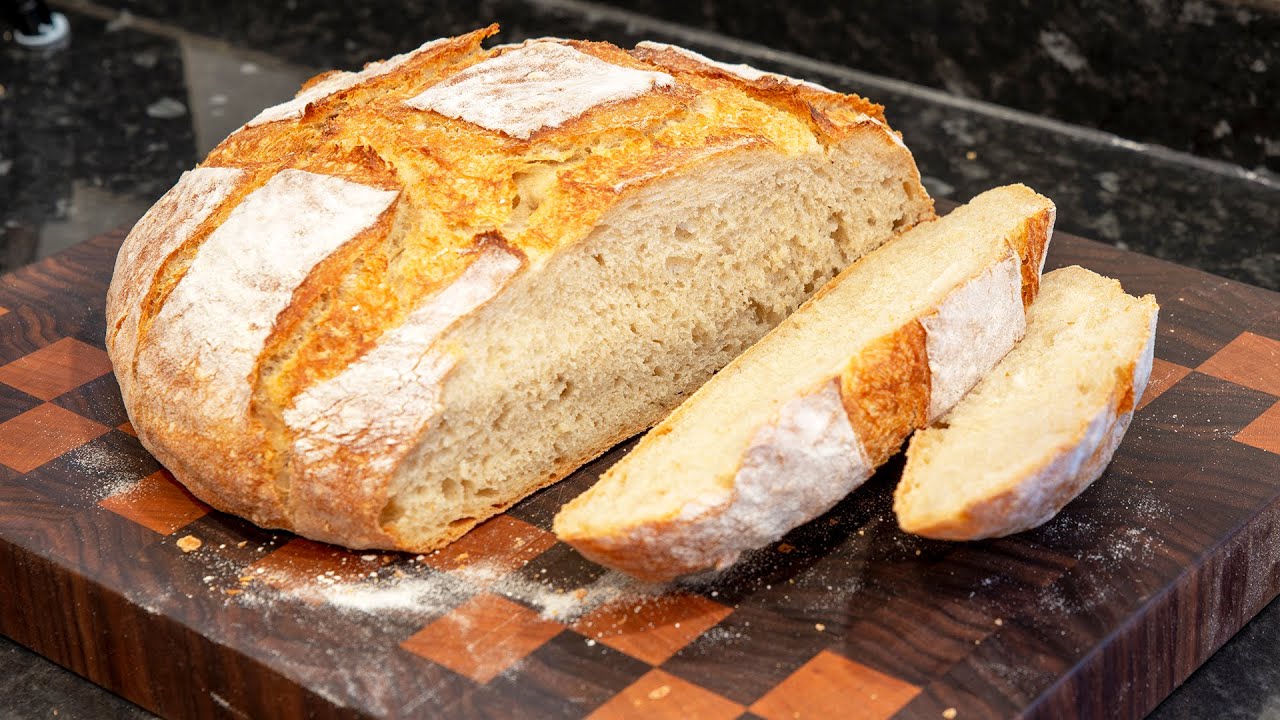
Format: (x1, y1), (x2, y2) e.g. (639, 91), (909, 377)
(0, 223), (1278, 720)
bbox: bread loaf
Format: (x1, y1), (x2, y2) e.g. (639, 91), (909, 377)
(895, 266), (1159, 539)
(553, 185), (1055, 581)
(105, 26), (933, 552)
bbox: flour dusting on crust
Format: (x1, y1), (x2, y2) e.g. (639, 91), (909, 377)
(283, 246), (522, 540)
(139, 169), (400, 423)
(406, 42), (675, 139)
(108, 167), (242, 390)
(601, 381), (872, 579)
(286, 246), (521, 462)
(246, 38), (447, 127)
(716, 381), (872, 565)
(921, 251), (1025, 420)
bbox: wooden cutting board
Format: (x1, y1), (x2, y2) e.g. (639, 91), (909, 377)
(0, 224), (1277, 720)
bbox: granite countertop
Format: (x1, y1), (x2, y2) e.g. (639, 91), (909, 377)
(1, 0), (1278, 717)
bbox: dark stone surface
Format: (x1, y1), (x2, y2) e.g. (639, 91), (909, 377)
(0, 9), (196, 272)
(0, 634), (152, 719)
(598, 0), (1280, 175)
(1151, 595), (1280, 719)
(0, 1), (1277, 718)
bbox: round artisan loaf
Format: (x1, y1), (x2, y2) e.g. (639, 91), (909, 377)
(105, 25), (933, 552)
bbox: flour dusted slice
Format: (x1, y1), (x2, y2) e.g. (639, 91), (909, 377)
(553, 185), (1055, 581)
(895, 266), (1159, 540)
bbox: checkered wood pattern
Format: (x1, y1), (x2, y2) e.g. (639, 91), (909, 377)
(0, 229), (1279, 720)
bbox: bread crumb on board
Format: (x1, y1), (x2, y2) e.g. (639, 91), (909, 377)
(943, 708), (958, 719)
(176, 535), (203, 553)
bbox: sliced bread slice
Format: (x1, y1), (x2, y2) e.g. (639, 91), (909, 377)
(895, 265), (1159, 540)
(553, 185), (1055, 581)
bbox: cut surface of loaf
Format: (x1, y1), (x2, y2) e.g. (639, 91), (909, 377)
(895, 266), (1159, 540)
(104, 26), (934, 551)
(553, 185), (1055, 581)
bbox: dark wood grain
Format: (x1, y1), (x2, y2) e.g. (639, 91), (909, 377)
(0, 225), (1277, 720)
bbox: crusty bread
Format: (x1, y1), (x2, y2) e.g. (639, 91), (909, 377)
(553, 185), (1055, 581)
(105, 26), (934, 552)
(895, 266), (1159, 540)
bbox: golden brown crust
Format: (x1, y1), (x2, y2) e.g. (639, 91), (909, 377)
(1012, 204), (1054, 308)
(839, 321), (931, 466)
(1114, 359), (1138, 416)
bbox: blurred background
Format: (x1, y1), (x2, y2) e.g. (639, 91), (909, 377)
(0, 1), (1277, 718)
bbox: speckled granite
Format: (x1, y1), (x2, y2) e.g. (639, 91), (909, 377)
(600, 0), (1280, 175)
(0, 9), (195, 272)
(0, 1), (1278, 718)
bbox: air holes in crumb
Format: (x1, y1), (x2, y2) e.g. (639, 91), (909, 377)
(439, 476), (462, 502)
(448, 517), (476, 529)
(749, 298), (783, 326)
(828, 213), (851, 247)
(665, 255), (694, 276)
(691, 323), (710, 346)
